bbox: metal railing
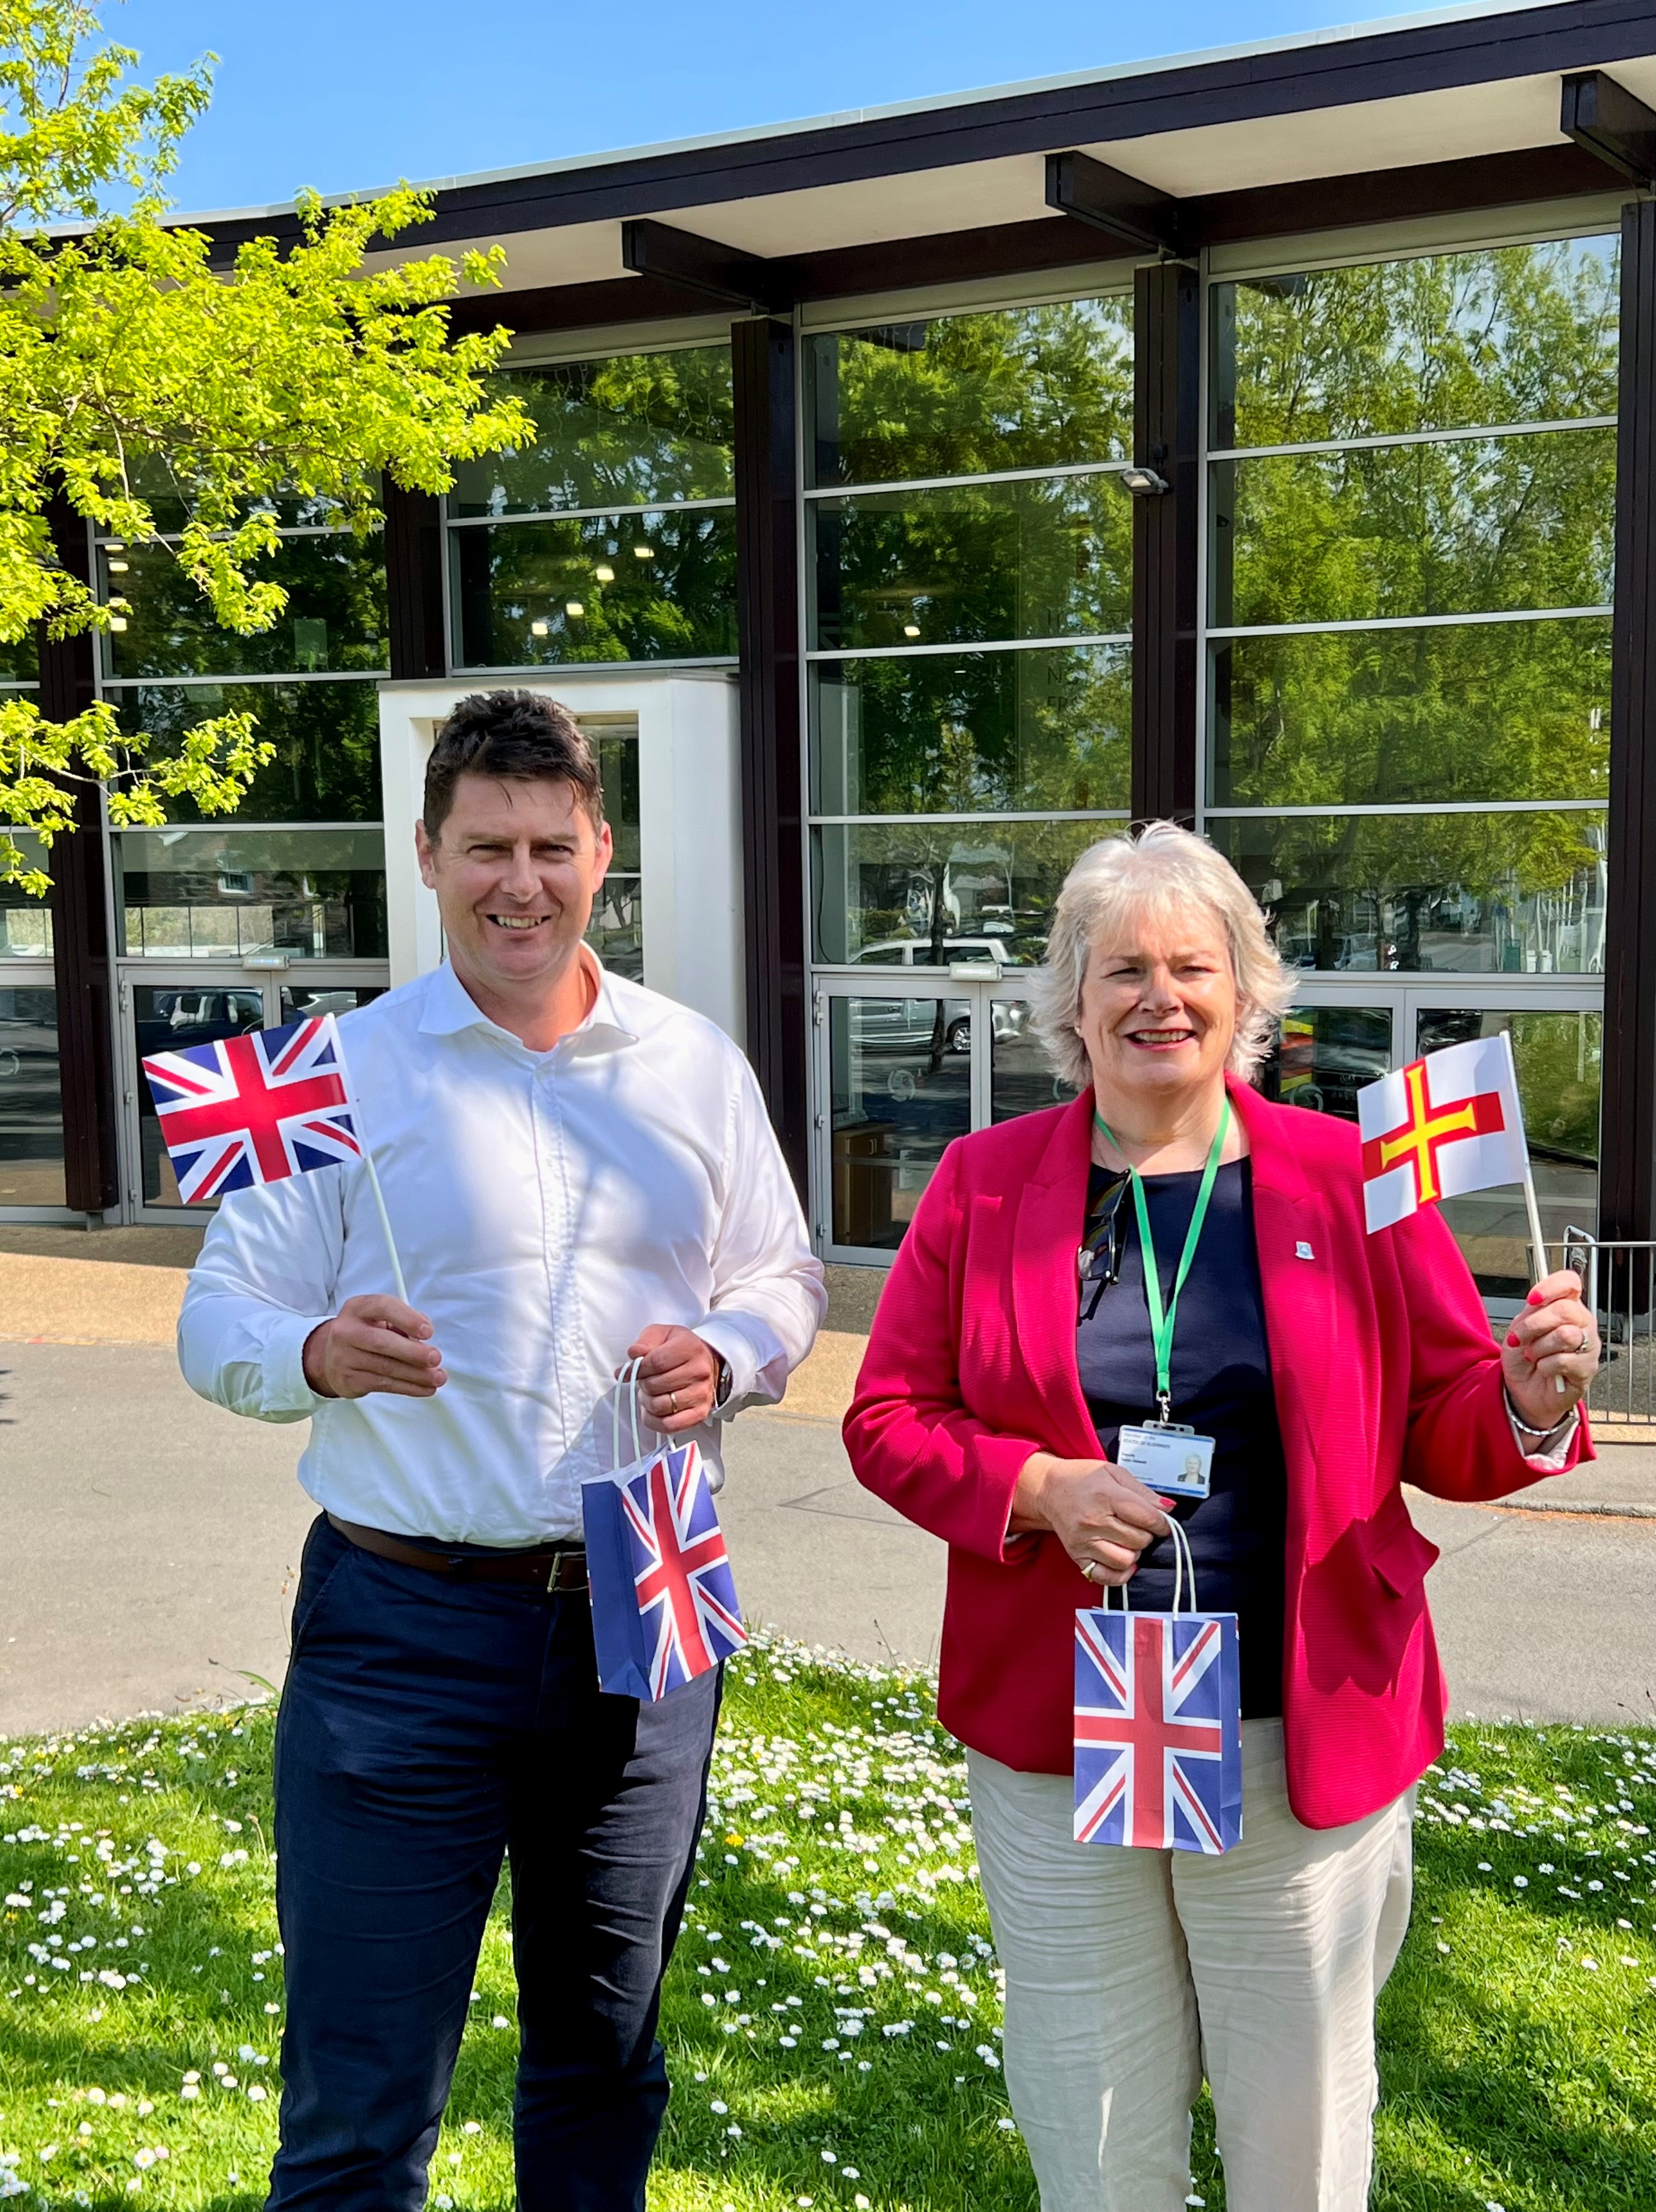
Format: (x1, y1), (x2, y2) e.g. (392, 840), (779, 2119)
(1561, 1227), (1656, 1431)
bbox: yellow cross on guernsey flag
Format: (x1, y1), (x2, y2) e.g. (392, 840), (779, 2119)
(1355, 1032), (1530, 1234)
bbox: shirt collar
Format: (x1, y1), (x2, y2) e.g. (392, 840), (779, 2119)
(417, 947), (639, 1054)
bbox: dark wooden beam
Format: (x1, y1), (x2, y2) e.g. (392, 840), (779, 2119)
(731, 315), (807, 1197)
(448, 142), (1618, 343)
(1600, 196), (1656, 1243)
(1130, 261), (1200, 827)
(1563, 69), (1656, 186)
(621, 220), (794, 313)
(38, 493), (117, 1215)
(1046, 149), (1181, 255)
(383, 478), (447, 681)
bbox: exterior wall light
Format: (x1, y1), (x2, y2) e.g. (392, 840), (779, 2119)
(1119, 465), (1170, 495)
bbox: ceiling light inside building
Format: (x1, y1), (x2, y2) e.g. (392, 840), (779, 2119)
(633, 544), (655, 560)
(594, 564), (615, 582)
(565, 601), (585, 617)
(530, 619), (550, 637)
(903, 624), (920, 638)
(106, 559), (129, 574)
(107, 615), (128, 631)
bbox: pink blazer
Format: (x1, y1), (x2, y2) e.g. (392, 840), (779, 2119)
(843, 1075), (1593, 1829)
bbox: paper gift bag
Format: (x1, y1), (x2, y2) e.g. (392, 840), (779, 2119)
(1073, 1519), (1243, 1855)
(583, 1358), (747, 1702)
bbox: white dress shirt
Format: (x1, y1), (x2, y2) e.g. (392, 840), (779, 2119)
(178, 956), (827, 1544)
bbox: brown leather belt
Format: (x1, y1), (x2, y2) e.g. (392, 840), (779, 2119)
(328, 1514), (589, 1592)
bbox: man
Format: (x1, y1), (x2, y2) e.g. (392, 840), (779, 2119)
(179, 689), (825, 2212)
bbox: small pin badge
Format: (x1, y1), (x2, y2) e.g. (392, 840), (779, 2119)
(1295, 1240), (1315, 1261)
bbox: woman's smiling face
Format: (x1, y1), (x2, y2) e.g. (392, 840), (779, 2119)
(1076, 906), (1239, 1113)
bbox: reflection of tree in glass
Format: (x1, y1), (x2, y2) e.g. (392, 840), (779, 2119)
(457, 511), (737, 666)
(815, 474), (1132, 650)
(114, 683), (382, 823)
(815, 299), (1133, 484)
(1220, 238), (1618, 447)
(831, 647), (1130, 817)
(1213, 238), (1618, 912)
(454, 350), (735, 516)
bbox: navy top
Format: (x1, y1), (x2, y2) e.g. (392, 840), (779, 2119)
(1075, 1155), (1288, 1719)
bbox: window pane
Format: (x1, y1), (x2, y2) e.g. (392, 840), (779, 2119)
(450, 350), (734, 517)
(1209, 619), (1609, 807)
(1413, 1007), (1600, 1295)
(1214, 811), (1606, 974)
(813, 817), (1123, 966)
(811, 476), (1131, 651)
(1214, 428), (1614, 629)
(829, 995), (972, 1251)
(113, 825), (388, 961)
(811, 646), (1130, 816)
(0, 985), (63, 1206)
(0, 632), (37, 684)
(1, 835), (52, 958)
(452, 509), (737, 667)
(990, 997), (1079, 1123)
(134, 986), (266, 1206)
(105, 534), (388, 679)
(808, 298), (1132, 487)
(112, 681), (383, 823)
(1213, 236), (1619, 450)
(584, 719), (642, 980)
(1257, 1004), (1395, 1122)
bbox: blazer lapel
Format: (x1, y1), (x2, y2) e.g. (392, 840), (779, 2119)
(1229, 1075), (1332, 1483)
(1010, 1091), (1099, 1459)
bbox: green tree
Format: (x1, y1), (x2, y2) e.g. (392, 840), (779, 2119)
(0, 0), (532, 894)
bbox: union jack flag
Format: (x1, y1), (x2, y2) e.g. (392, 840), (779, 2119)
(614, 1442), (747, 1699)
(1073, 1607), (1242, 1855)
(141, 1012), (361, 1205)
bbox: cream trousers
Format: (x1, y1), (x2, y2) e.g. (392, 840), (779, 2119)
(967, 1720), (1415, 2212)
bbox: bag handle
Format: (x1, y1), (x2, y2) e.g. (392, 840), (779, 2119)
(611, 1357), (644, 1471)
(1094, 1516), (1198, 1614)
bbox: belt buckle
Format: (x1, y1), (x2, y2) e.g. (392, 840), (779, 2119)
(546, 1548), (583, 1595)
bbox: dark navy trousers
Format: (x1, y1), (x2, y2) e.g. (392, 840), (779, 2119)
(268, 1514), (719, 2212)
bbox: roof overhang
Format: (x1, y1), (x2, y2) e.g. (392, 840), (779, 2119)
(185, 0), (1656, 334)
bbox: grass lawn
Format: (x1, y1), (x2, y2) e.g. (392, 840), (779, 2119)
(2, 1632), (1655, 2210)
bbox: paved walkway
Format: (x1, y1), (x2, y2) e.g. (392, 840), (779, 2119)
(0, 1232), (1652, 1736)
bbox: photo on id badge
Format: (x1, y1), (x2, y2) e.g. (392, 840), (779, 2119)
(1118, 1423), (1214, 1502)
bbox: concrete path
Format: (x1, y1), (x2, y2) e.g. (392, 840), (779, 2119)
(1, 1337), (1653, 1736)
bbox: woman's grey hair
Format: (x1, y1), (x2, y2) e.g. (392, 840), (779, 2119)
(1031, 821), (1296, 1089)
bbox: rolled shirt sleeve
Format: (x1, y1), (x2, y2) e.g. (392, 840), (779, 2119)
(177, 1169), (345, 1423)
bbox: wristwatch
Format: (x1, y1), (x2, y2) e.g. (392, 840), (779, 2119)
(715, 1356), (734, 1409)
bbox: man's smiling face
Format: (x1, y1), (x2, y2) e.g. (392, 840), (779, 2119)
(415, 770), (613, 1007)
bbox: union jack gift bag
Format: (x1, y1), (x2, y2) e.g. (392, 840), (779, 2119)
(582, 1360), (747, 1702)
(1074, 1520), (1243, 1855)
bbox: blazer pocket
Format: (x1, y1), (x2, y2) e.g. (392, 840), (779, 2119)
(1368, 1498), (1442, 1599)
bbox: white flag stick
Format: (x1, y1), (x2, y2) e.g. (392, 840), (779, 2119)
(360, 1143), (410, 1308)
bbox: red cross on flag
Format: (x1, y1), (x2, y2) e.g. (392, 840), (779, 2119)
(1356, 1031), (1529, 1234)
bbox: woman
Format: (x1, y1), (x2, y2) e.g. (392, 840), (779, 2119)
(843, 822), (1599, 2212)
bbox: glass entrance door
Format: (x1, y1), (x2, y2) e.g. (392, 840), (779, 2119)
(1267, 979), (1601, 1296)
(815, 975), (1076, 1261)
(118, 969), (385, 1218)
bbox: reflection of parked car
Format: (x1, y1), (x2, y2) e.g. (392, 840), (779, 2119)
(851, 935), (1020, 971)
(1274, 1012), (1391, 1122)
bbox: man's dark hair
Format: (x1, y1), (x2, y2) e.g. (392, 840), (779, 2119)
(423, 690), (604, 839)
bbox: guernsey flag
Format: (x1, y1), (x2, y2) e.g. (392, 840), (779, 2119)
(1356, 1032), (1530, 1235)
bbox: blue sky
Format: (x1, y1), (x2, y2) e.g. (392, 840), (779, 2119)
(117, 0), (1455, 214)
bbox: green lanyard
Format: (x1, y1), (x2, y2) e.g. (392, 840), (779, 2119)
(1091, 1098), (1231, 1425)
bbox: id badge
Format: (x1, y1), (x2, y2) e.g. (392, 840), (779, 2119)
(1117, 1423), (1214, 1502)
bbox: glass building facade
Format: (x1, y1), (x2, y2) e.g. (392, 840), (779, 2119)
(0, 195), (1629, 1269)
